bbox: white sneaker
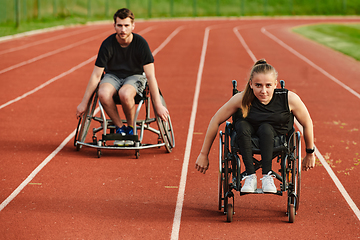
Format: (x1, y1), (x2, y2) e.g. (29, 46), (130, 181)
(114, 140), (125, 146)
(241, 174), (257, 193)
(261, 171), (277, 193)
(114, 140), (134, 146)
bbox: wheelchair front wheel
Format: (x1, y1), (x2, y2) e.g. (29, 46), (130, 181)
(288, 203), (295, 223)
(226, 204), (234, 222)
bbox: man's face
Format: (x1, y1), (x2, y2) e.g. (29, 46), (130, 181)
(114, 17), (134, 41)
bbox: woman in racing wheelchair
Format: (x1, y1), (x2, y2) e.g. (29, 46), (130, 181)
(195, 59), (316, 193)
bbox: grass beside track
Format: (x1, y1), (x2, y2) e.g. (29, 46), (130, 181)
(293, 23), (360, 61)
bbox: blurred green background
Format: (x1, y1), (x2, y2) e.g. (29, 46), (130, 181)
(2, 0), (359, 27)
(1, 0), (359, 61)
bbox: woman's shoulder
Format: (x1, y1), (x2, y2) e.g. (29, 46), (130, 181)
(287, 90), (304, 111)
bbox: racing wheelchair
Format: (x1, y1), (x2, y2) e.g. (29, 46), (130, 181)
(74, 81), (175, 159)
(218, 80), (301, 223)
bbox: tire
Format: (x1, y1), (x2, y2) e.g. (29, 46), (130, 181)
(75, 91), (98, 151)
(226, 204), (233, 222)
(154, 94), (175, 153)
(218, 132), (224, 211)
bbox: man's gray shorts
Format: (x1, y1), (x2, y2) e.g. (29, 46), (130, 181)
(100, 73), (147, 97)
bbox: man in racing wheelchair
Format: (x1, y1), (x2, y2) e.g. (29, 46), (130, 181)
(195, 59), (316, 193)
(76, 8), (168, 146)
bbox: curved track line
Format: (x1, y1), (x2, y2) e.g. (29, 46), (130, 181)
(0, 25), (182, 212)
(152, 26), (184, 56)
(233, 27), (256, 62)
(171, 26), (210, 240)
(234, 25), (360, 221)
(261, 27), (360, 100)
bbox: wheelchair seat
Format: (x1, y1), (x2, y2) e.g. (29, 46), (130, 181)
(231, 130), (289, 155)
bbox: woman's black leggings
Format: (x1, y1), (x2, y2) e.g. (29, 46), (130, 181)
(235, 120), (277, 175)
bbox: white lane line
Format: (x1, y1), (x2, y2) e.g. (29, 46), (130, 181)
(294, 120), (360, 221)
(0, 130), (76, 211)
(261, 27), (360, 100)
(152, 26), (184, 56)
(0, 25), (181, 212)
(0, 27), (103, 55)
(170, 27), (210, 240)
(233, 27), (257, 62)
(234, 25), (360, 221)
(0, 27), (155, 110)
(0, 30), (112, 75)
(0, 56), (97, 110)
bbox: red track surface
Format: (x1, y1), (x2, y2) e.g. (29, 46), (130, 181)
(1, 17), (360, 239)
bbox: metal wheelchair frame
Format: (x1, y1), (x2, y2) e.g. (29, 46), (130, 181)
(218, 80), (301, 223)
(74, 84), (175, 158)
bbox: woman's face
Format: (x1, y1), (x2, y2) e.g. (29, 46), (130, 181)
(250, 72), (277, 105)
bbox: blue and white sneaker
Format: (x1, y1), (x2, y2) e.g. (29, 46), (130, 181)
(116, 125), (127, 135)
(114, 125), (134, 146)
(126, 126), (134, 135)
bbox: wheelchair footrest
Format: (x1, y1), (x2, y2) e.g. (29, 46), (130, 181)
(102, 134), (139, 142)
(240, 189), (283, 196)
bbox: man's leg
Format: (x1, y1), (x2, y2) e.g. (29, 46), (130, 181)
(119, 74), (147, 129)
(118, 84), (137, 128)
(98, 82), (123, 128)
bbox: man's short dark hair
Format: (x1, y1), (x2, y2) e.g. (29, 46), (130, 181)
(113, 8), (134, 23)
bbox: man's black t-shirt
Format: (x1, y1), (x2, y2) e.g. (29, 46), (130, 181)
(95, 33), (154, 79)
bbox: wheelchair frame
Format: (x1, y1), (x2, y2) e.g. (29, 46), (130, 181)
(218, 80), (301, 223)
(74, 84), (175, 158)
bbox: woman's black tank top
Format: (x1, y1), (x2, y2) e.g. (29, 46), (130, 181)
(245, 89), (293, 135)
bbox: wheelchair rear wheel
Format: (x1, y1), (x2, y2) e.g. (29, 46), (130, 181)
(218, 131), (230, 213)
(287, 131), (301, 223)
(218, 128), (236, 222)
(218, 132), (224, 211)
(74, 91), (98, 151)
(155, 94), (175, 153)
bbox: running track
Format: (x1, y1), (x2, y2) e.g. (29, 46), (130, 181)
(1, 17), (360, 239)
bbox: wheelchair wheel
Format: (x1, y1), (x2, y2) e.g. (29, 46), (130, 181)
(218, 131), (231, 213)
(219, 124), (236, 220)
(288, 203), (295, 223)
(74, 91), (98, 151)
(294, 131), (301, 212)
(286, 131), (301, 223)
(218, 131), (224, 211)
(155, 94), (175, 153)
(226, 204), (233, 222)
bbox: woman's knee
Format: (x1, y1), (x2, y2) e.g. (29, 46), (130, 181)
(257, 123), (275, 138)
(235, 120), (253, 137)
